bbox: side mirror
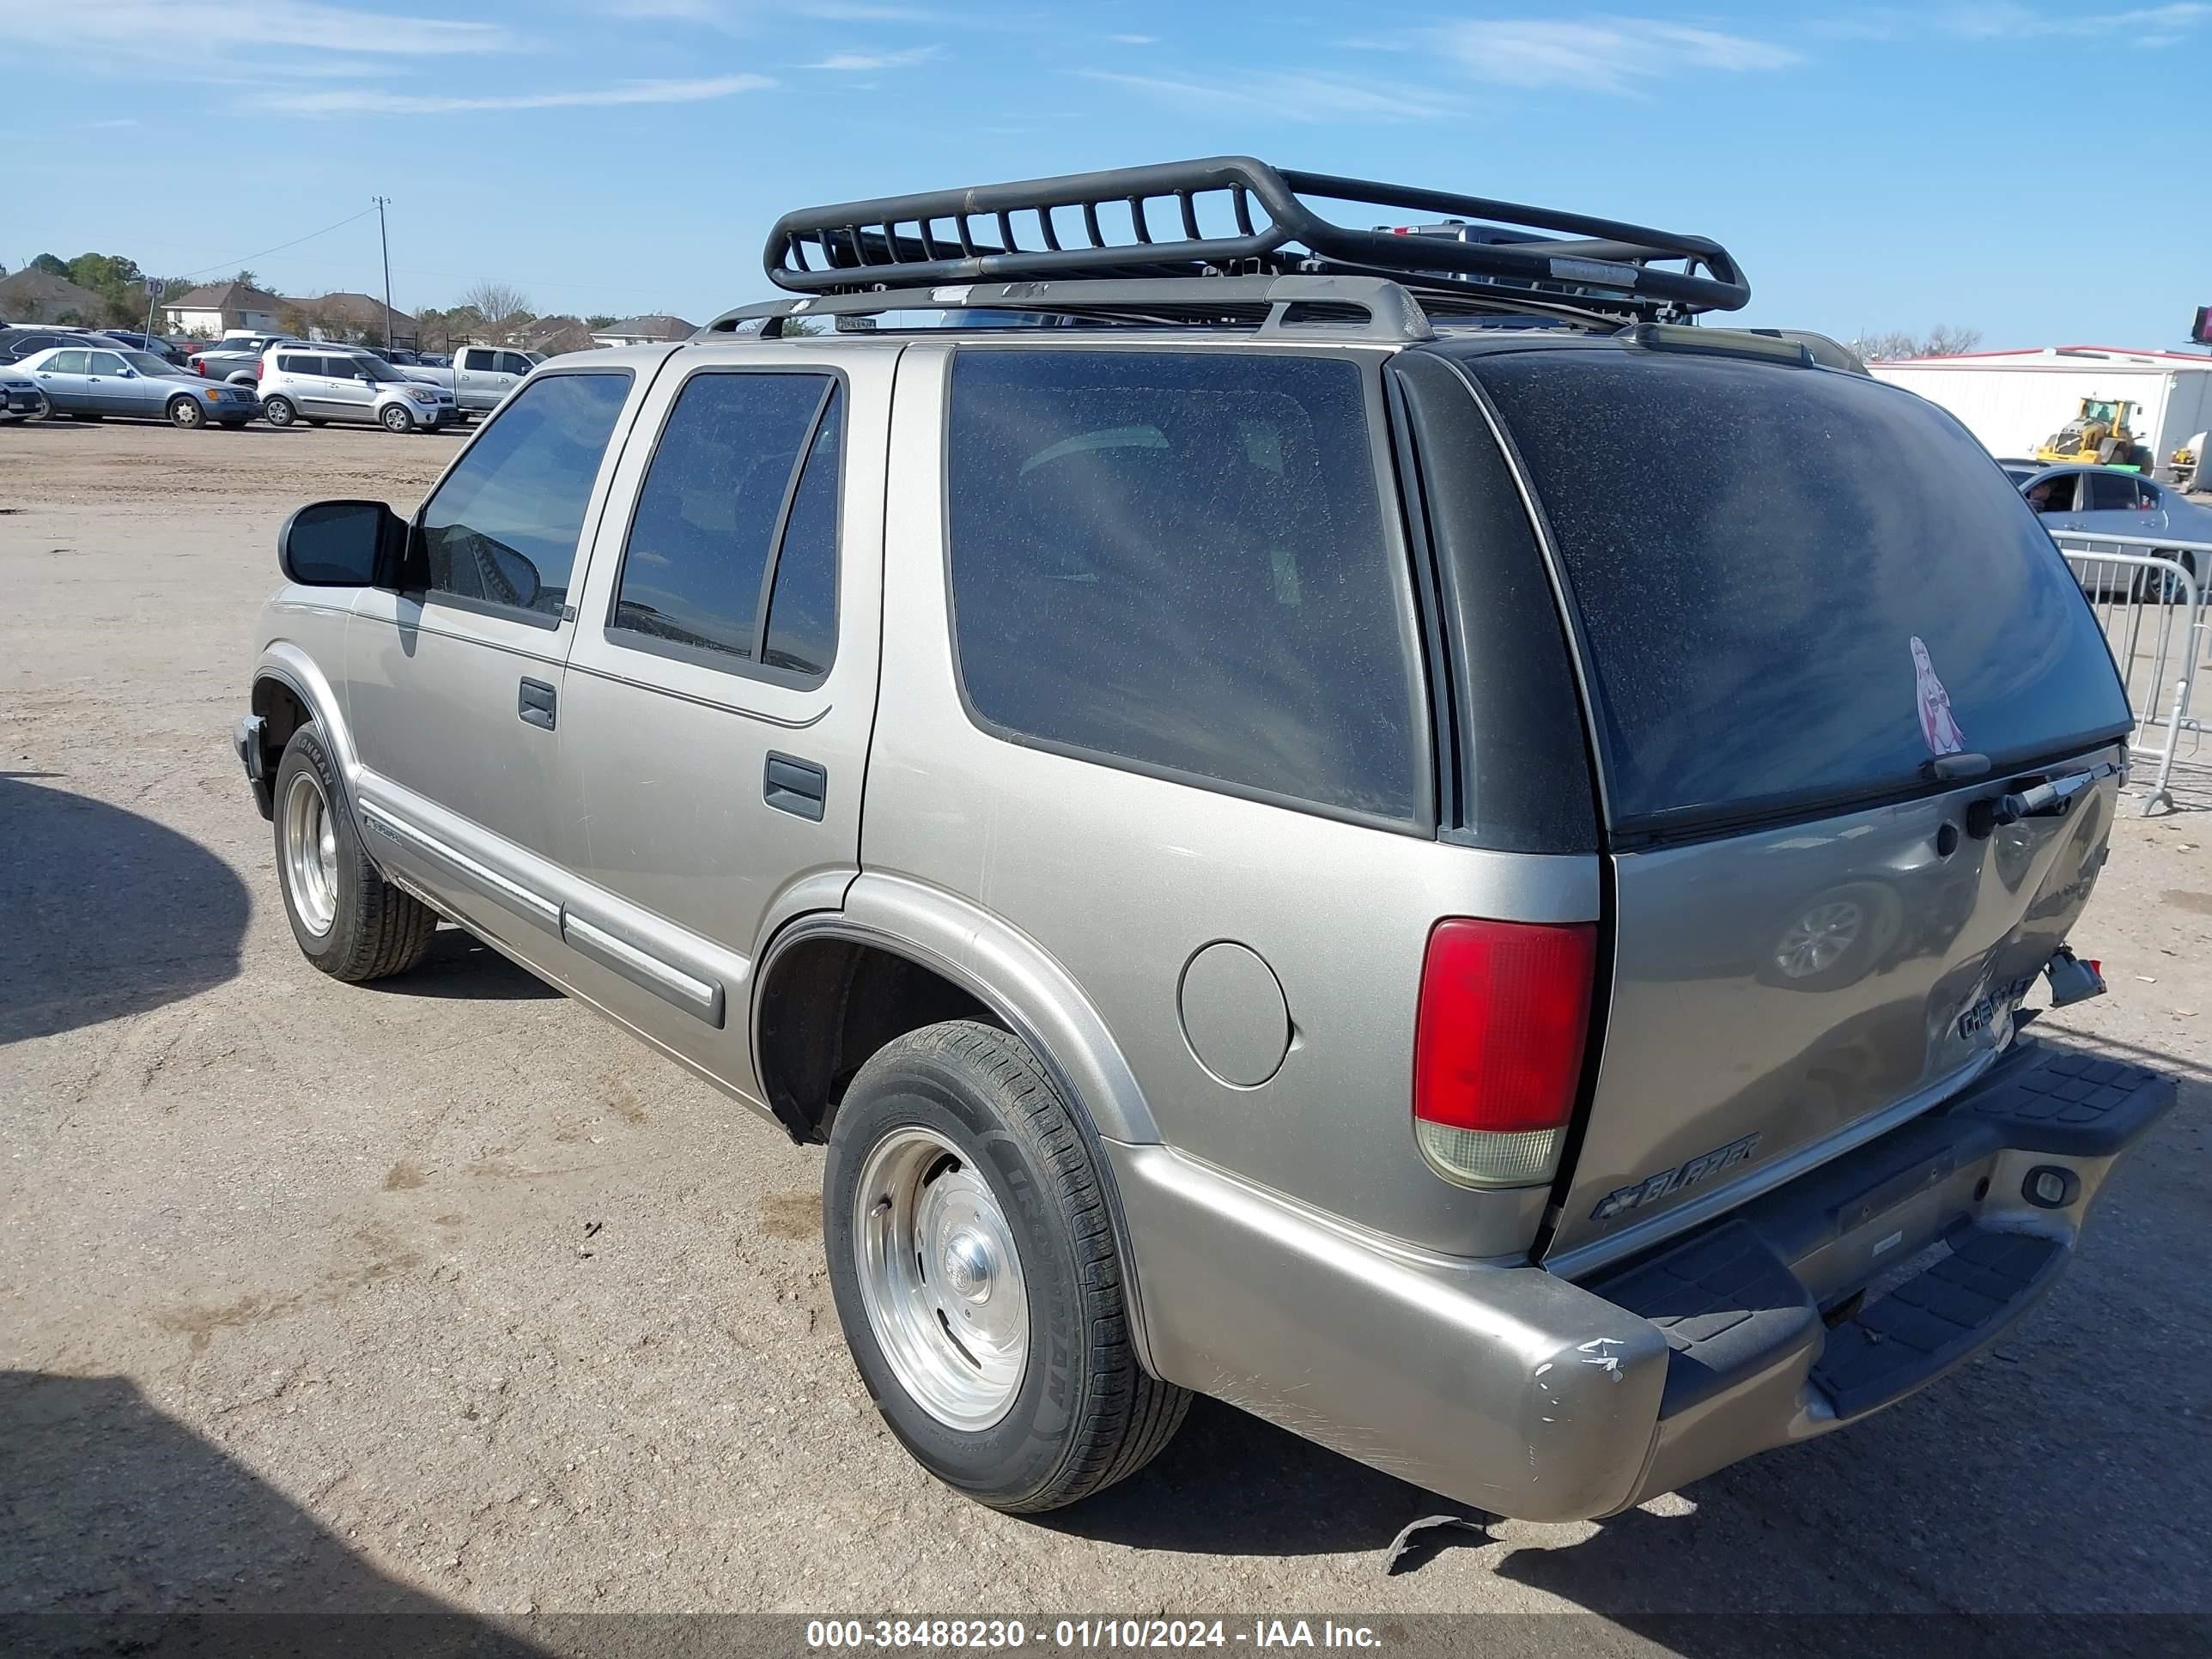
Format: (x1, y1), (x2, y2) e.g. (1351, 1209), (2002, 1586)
(119, 367), (137, 378)
(279, 499), (406, 587)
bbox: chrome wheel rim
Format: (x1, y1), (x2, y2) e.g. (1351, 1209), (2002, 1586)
(1776, 899), (1863, 978)
(173, 399), (201, 427)
(281, 771), (340, 938)
(381, 404), (409, 431)
(265, 398), (291, 426)
(853, 1126), (1029, 1430)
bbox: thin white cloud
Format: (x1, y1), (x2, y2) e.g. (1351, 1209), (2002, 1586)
(259, 73), (775, 114)
(1422, 18), (1797, 94)
(803, 45), (942, 69)
(1820, 1), (2212, 37)
(86, 118), (142, 129)
(1079, 68), (1456, 122)
(1109, 33), (1159, 45)
(3, 1), (513, 55)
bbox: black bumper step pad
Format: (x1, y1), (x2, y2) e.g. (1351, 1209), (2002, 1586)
(1950, 1049), (2173, 1158)
(1809, 1226), (2064, 1419)
(1594, 1222), (1819, 1416)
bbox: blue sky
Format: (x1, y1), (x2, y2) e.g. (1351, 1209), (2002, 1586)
(5, 0), (2208, 348)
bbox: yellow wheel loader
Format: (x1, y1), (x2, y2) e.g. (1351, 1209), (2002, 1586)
(2035, 396), (2153, 470)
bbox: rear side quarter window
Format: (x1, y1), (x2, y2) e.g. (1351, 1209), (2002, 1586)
(944, 348), (1425, 824)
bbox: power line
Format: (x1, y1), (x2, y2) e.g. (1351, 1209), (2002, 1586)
(176, 206), (380, 282)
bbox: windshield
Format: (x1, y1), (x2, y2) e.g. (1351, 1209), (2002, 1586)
(349, 356), (407, 382)
(1467, 347), (2133, 834)
(120, 351), (175, 375)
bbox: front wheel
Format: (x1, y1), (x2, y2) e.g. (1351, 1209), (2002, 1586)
(380, 403), (414, 434)
(271, 725), (438, 981)
(823, 1021), (1189, 1513)
(167, 395), (205, 429)
(262, 395), (297, 428)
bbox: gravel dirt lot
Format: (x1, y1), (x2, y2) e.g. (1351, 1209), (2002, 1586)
(3, 419), (2209, 1650)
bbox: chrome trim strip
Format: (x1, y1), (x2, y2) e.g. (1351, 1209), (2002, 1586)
(561, 910), (726, 1027)
(1546, 1048), (2002, 1281)
(358, 802), (561, 934)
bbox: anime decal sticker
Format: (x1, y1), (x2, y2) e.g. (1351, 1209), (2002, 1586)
(1911, 635), (1966, 757)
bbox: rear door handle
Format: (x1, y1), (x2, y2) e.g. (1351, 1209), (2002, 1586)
(763, 751), (827, 821)
(518, 677), (556, 731)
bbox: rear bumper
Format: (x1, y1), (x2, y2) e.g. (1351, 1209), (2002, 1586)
(1108, 1038), (2172, 1522)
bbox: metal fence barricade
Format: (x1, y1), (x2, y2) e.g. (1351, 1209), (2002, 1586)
(2052, 532), (2209, 815)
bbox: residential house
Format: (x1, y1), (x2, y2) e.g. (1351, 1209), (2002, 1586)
(520, 314), (597, 356)
(590, 314), (696, 348)
(0, 268), (112, 325)
(285, 290), (416, 349)
(160, 281), (284, 338)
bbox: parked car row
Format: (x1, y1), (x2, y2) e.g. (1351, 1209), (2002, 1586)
(5, 337), (511, 433)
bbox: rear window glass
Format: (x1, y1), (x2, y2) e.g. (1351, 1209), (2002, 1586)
(1468, 349), (2130, 831)
(945, 349), (1423, 823)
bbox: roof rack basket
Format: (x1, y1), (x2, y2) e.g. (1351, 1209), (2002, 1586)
(763, 155), (1748, 319)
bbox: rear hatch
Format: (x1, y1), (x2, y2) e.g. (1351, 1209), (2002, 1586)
(1449, 339), (2135, 1267)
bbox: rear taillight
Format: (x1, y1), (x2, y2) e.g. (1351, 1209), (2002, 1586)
(194, 359), (206, 376)
(254, 359), (264, 381)
(1413, 919), (1596, 1188)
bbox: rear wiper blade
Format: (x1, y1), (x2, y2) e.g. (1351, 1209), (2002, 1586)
(1968, 762), (2120, 835)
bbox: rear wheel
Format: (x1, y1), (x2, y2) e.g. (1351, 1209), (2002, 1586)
(72, 412), (102, 422)
(262, 396), (296, 428)
(304, 417), (327, 428)
(380, 403), (414, 434)
(167, 395), (204, 430)
(271, 725), (438, 981)
(823, 1021), (1188, 1512)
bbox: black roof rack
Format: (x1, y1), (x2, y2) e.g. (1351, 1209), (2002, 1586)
(762, 155), (1748, 322)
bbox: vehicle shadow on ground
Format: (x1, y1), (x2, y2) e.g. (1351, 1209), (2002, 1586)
(0, 1370), (549, 1657)
(360, 927), (562, 1001)
(1035, 1396), (1431, 1557)
(0, 774), (249, 1043)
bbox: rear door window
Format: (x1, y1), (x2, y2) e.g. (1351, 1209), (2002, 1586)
(2085, 473), (2148, 511)
(1465, 347), (2131, 834)
(945, 349), (1424, 823)
(610, 370), (838, 677)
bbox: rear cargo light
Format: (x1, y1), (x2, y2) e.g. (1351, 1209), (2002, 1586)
(1413, 919), (1596, 1189)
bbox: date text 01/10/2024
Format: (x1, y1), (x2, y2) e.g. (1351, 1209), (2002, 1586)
(803, 1620), (1382, 1650)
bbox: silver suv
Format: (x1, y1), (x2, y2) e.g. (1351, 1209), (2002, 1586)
(256, 343), (458, 433)
(231, 160), (2172, 1522)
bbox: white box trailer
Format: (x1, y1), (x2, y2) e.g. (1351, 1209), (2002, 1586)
(1870, 346), (2212, 477)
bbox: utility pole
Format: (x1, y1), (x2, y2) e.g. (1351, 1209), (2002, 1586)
(374, 196), (394, 349)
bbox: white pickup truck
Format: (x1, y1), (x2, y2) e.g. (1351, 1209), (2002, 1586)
(400, 344), (544, 414)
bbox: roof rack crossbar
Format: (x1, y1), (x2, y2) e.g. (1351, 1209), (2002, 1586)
(763, 155), (1747, 319)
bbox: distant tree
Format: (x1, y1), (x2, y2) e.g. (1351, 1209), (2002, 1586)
(30, 253), (69, 277)
(1848, 325), (1984, 363)
(277, 302), (316, 338)
(67, 252), (143, 293)
(460, 281), (533, 345)
(586, 313), (617, 330)
(230, 269), (262, 290)
(358, 322), (386, 349)
(1921, 324), (1983, 357)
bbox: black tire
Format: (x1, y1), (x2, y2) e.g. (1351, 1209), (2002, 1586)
(823, 1021), (1188, 1513)
(73, 412), (103, 422)
(262, 395), (297, 428)
(167, 395), (204, 430)
(380, 402), (414, 434)
(270, 725), (437, 981)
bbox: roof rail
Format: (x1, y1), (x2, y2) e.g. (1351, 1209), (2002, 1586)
(703, 274), (1448, 343)
(763, 156), (1748, 320)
